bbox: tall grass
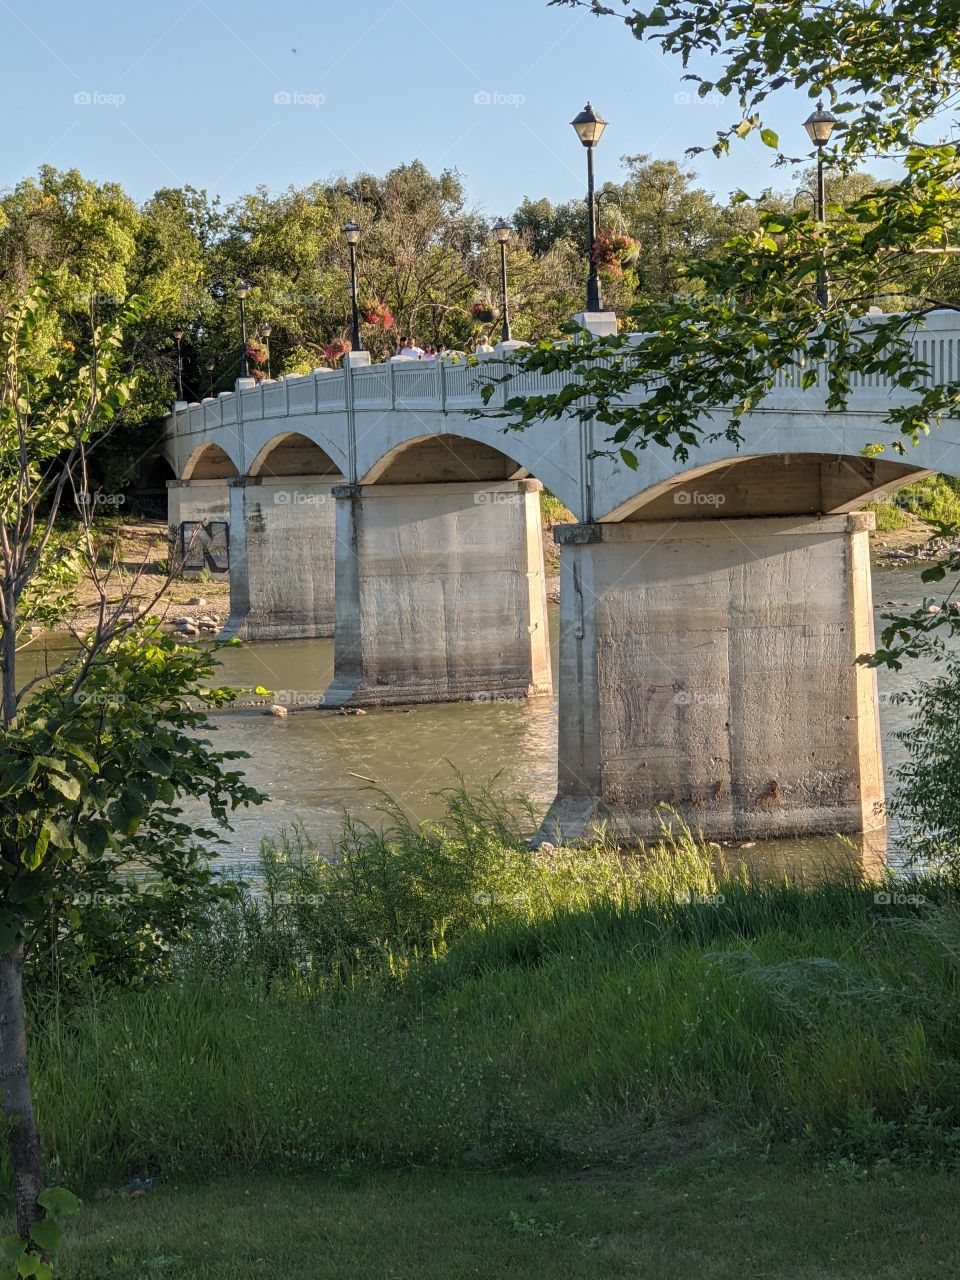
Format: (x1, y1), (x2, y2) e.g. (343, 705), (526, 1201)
(23, 789), (960, 1188)
(895, 475), (960, 527)
(866, 499), (912, 532)
(539, 490), (575, 528)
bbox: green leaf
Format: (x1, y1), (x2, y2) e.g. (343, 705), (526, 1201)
(27, 1222), (60, 1254)
(0, 760), (37, 799)
(41, 819), (72, 849)
(760, 128), (779, 148)
(22, 828), (50, 872)
(37, 1188), (79, 1218)
(16, 1252), (41, 1278)
(920, 565), (946, 582)
(0, 1237), (23, 1264)
(46, 773), (81, 802)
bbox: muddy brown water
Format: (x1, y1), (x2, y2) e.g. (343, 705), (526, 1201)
(21, 563), (958, 877)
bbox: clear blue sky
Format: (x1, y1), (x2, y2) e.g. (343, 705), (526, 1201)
(0, 0), (897, 213)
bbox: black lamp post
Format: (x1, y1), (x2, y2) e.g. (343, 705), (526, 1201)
(260, 322), (272, 379)
(802, 100), (838, 308)
(571, 102), (608, 313)
(492, 218), (513, 343)
(236, 280), (251, 377)
(206, 360), (215, 398)
(342, 222), (363, 352)
(172, 326), (184, 400)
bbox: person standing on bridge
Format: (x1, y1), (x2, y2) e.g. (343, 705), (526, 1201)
(396, 335), (423, 359)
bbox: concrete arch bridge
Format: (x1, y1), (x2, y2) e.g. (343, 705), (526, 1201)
(160, 313), (960, 844)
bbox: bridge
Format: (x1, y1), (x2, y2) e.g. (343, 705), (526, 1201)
(159, 311), (960, 845)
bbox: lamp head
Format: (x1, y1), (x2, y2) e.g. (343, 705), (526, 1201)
(571, 102), (607, 147)
(803, 100), (838, 147)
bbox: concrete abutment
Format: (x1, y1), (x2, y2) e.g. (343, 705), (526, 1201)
(539, 513), (885, 844)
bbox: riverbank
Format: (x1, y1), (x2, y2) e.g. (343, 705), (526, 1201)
(53, 1155), (959, 1279)
(43, 520), (231, 636)
(19, 797), (960, 1188)
(12, 794), (960, 1275)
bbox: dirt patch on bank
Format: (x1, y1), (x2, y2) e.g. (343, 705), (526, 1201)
(53, 520), (229, 634)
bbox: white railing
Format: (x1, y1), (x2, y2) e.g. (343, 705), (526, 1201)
(168, 311), (960, 438)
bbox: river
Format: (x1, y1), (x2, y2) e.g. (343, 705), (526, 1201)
(177, 562), (955, 876)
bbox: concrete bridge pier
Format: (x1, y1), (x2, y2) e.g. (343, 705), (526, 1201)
(222, 476), (340, 641)
(167, 479), (231, 576)
(540, 513), (885, 844)
(322, 479), (552, 707)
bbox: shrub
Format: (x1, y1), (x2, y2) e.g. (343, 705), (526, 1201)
(889, 653), (960, 868)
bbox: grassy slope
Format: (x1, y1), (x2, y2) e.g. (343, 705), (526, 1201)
(29, 879), (960, 1187)
(61, 1154), (954, 1279)
(19, 800), (960, 1275)
(869, 474), (960, 533)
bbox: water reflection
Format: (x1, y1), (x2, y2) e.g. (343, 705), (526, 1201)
(719, 828), (890, 884)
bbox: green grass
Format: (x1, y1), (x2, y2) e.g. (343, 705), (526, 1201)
(539, 489), (575, 527)
(20, 793), (960, 1191)
(53, 1153), (960, 1279)
(866, 499), (912, 532)
(893, 475), (960, 527)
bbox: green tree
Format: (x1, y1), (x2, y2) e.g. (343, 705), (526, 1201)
(889, 650), (960, 867)
(504, 1), (960, 658)
(328, 163), (481, 355)
(518, 1), (960, 448)
(0, 283), (259, 1242)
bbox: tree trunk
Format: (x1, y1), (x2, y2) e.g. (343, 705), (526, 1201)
(1, 602), (18, 729)
(0, 944), (43, 1237)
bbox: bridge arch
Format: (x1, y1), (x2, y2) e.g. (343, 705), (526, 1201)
(603, 452), (931, 522)
(357, 426), (582, 514)
(361, 432), (528, 486)
(180, 442), (240, 481)
(248, 432), (344, 480)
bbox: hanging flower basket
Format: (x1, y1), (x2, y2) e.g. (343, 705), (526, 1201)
(361, 300), (395, 329)
(471, 301), (497, 324)
(593, 232), (641, 279)
(324, 339), (351, 363)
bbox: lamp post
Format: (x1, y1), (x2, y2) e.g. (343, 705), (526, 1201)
(802, 100), (838, 308)
(571, 102), (608, 313)
(260, 322), (272, 379)
(172, 326), (184, 401)
(235, 280), (251, 377)
(342, 222), (363, 352)
(492, 218), (513, 343)
(206, 360), (215, 398)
